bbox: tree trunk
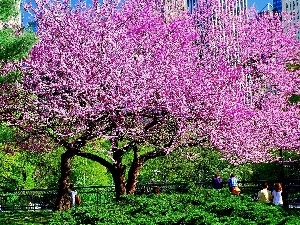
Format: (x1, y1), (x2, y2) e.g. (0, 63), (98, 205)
(126, 157), (144, 194)
(54, 148), (75, 211)
(112, 163), (126, 201)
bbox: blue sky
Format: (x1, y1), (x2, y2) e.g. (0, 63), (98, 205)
(21, 0), (97, 27)
(248, 0), (273, 12)
(21, 0), (274, 27)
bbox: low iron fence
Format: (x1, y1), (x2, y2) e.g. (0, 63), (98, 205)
(1, 180), (300, 211)
(0, 185), (115, 211)
(283, 179), (300, 208)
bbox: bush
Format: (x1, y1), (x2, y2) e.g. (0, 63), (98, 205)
(49, 188), (300, 225)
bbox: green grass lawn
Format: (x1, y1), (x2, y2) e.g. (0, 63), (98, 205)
(0, 211), (53, 225)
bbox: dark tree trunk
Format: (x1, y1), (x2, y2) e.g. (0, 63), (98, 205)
(54, 148), (75, 211)
(126, 157), (144, 194)
(112, 163), (127, 201)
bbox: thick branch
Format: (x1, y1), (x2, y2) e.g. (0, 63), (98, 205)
(74, 151), (114, 174)
(141, 149), (168, 163)
(144, 118), (158, 131)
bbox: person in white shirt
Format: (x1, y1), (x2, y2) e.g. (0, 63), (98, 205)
(69, 184), (78, 207)
(272, 183), (283, 206)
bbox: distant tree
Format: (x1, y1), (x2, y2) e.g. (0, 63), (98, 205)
(138, 146), (232, 183)
(0, 0), (18, 22)
(0, 0), (37, 82)
(0, 0), (37, 146)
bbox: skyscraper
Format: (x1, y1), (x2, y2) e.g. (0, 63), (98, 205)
(273, 0), (283, 12)
(282, 0), (300, 38)
(220, 0), (248, 13)
(283, 0), (300, 17)
(163, 0), (248, 13)
(283, 0), (300, 11)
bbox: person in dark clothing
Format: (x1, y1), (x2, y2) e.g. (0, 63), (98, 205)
(212, 173), (223, 190)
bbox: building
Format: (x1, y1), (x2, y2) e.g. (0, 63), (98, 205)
(0, 0), (21, 29)
(283, 0), (300, 20)
(162, 0), (247, 13)
(218, 0), (248, 14)
(283, 0), (300, 21)
(283, 0), (300, 12)
(186, 0), (248, 13)
(282, 0), (300, 38)
(273, 0), (282, 12)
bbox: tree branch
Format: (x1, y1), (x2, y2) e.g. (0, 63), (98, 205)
(141, 135), (176, 163)
(74, 151), (114, 174)
(144, 118), (158, 131)
(122, 140), (136, 153)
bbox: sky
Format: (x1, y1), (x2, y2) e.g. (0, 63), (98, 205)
(21, 0), (274, 27)
(248, 0), (273, 12)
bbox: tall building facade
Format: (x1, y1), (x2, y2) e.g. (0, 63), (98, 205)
(162, 0), (247, 13)
(189, 0), (248, 13)
(273, 0), (283, 12)
(283, 0), (300, 21)
(283, 0), (300, 37)
(218, 0), (248, 13)
(283, 0), (300, 12)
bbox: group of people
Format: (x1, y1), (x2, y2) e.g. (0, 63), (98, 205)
(257, 182), (283, 206)
(212, 173), (240, 194)
(212, 173), (283, 206)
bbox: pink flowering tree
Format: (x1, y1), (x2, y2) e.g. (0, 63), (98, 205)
(190, 0), (300, 164)
(13, 0), (206, 210)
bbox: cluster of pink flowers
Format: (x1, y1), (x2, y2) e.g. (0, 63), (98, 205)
(2, 0), (300, 164)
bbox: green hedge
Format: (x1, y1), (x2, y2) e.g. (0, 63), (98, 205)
(0, 211), (52, 225)
(49, 188), (300, 225)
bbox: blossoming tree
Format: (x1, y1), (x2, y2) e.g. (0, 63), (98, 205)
(15, 0), (206, 210)
(192, 1), (300, 164)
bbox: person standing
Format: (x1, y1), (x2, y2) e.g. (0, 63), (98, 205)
(212, 173), (223, 190)
(272, 183), (283, 206)
(69, 184), (78, 207)
(258, 183), (272, 203)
